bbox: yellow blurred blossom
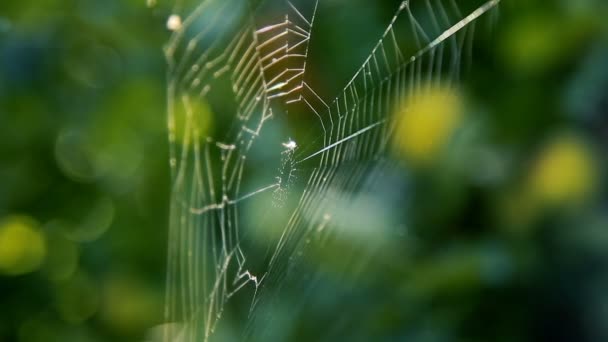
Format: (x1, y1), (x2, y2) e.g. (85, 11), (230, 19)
(0, 215), (46, 276)
(392, 86), (464, 166)
(528, 134), (598, 207)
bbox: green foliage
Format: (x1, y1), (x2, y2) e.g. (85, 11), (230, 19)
(0, 0), (607, 341)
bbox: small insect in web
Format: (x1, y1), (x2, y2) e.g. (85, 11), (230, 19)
(282, 138), (297, 152)
(273, 138), (298, 207)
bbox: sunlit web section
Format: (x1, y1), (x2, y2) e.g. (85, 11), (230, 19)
(162, 0), (500, 341)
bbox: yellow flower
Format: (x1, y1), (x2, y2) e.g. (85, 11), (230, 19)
(528, 134), (598, 207)
(392, 86), (464, 166)
(0, 215), (46, 276)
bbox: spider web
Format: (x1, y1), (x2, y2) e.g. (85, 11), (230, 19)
(161, 0), (500, 340)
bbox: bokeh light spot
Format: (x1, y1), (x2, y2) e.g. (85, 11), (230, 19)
(55, 272), (99, 324)
(101, 274), (163, 335)
(0, 215), (46, 276)
(42, 224), (79, 282)
(171, 96), (214, 148)
(61, 196), (115, 242)
(528, 134), (598, 207)
(392, 86), (464, 166)
(55, 128), (98, 182)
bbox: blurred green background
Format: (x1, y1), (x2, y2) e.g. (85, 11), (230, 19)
(0, 0), (607, 341)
